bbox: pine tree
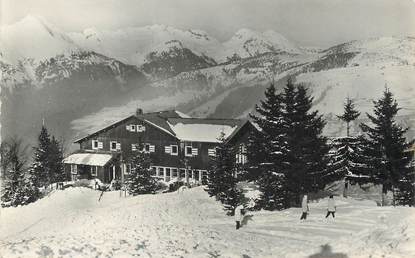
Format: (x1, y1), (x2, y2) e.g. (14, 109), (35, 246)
(206, 132), (243, 214)
(360, 88), (414, 206)
(337, 97), (360, 137)
(281, 81), (329, 206)
(49, 136), (65, 184)
(126, 150), (159, 195)
(325, 97), (362, 195)
(31, 126), (51, 188)
(1, 138), (40, 207)
(248, 83), (287, 210)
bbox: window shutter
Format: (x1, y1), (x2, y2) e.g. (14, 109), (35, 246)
(208, 148), (216, 157)
(192, 148), (198, 156)
(149, 145), (155, 153)
(165, 146), (171, 153)
(116, 143), (121, 150)
(132, 144), (137, 151)
(137, 125), (146, 132)
(98, 142), (103, 149)
(126, 125), (131, 131)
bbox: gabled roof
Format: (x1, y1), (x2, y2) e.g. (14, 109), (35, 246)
(74, 110), (250, 144)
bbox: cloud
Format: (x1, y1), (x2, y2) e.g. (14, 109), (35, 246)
(2, 0), (415, 47)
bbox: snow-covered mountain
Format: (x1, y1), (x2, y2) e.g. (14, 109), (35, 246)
(0, 16), (149, 147)
(2, 15), (415, 149)
(219, 28), (302, 62)
(141, 40), (216, 79)
(71, 37), (415, 141)
(0, 15), (80, 65)
(69, 25), (223, 67)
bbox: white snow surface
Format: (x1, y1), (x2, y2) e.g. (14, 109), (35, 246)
(168, 122), (238, 143)
(63, 153), (113, 166)
(1, 187), (414, 258)
(0, 15), (80, 64)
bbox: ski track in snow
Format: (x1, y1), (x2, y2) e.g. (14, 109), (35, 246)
(0, 187), (414, 258)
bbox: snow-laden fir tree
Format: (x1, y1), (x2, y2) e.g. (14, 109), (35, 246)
(206, 132), (243, 214)
(337, 97), (360, 137)
(281, 81), (329, 206)
(1, 138), (40, 207)
(126, 150), (159, 195)
(248, 83), (287, 210)
(360, 88), (414, 206)
(31, 125), (51, 188)
(324, 97), (365, 195)
(49, 136), (66, 184)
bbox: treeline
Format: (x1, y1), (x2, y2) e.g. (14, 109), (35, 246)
(1, 126), (65, 207)
(206, 79), (414, 214)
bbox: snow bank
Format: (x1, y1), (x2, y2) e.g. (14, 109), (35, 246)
(1, 187), (414, 258)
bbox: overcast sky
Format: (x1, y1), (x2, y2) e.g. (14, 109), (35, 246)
(2, 0), (415, 47)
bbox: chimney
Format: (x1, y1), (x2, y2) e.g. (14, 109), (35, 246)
(136, 108), (143, 116)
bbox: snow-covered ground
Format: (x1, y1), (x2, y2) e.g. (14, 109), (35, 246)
(1, 187), (414, 258)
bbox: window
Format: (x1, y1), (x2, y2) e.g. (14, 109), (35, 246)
(126, 164), (132, 174)
(90, 166), (97, 176)
(171, 145), (178, 155)
(110, 141), (121, 151)
(236, 144), (248, 164)
(144, 144), (150, 153)
(70, 164), (77, 174)
(172, 168), (178, 178)
(151, 167), (157, 176)
(92, 140), (103, 150)
(185, 146), (193, 157)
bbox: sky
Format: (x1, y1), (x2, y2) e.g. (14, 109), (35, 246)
(2, 0), (415, 47)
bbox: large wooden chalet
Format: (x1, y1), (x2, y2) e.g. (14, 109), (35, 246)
(64, 109), (255, 184)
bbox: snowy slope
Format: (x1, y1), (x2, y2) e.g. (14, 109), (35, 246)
(0, 187), (414, 258)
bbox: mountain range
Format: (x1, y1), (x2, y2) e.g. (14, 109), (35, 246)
(1, 15), (414, 151)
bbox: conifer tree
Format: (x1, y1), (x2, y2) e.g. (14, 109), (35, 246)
(325, 97), (363, 194)
(206, 133), (243, 214)
(126, 150), (159, 195)
(1, 138), (40, 207)
(248, 83), (287, 210)
(360, 88), (414, 206)
(281, 81), (329, 206)
(337, 97), (360, 137)
(49, 136), (65, 184)
(31, 125), (51, 188)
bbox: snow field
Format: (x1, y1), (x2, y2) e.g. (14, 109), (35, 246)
(1, 187), (414, 258)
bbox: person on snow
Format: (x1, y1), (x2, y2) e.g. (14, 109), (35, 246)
(325, 195), (336, 218)
(234, 204), (244, 230)
(300, 195), (309, 220)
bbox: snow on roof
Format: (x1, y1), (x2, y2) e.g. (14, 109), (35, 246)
(63, 153), (113, 166)
(167, 121), (238, 142)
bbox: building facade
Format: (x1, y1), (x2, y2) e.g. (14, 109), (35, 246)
(64, 109), (255, 184)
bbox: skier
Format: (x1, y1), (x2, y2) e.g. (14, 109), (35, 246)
(234, 204), (244, 230)
(300, 195), (309, 220)
(325, 195), (336, 218)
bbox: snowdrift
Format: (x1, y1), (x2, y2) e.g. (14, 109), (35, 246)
(1, 187), (414, 258)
